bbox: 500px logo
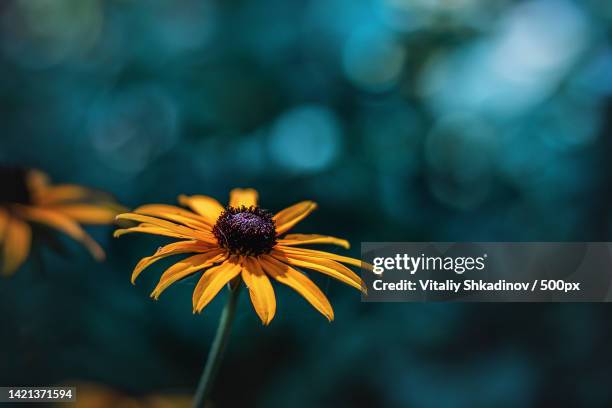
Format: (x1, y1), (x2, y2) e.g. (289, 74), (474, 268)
(371, 253), (487, 276)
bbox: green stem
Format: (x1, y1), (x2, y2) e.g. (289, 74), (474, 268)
(192, 282), (242, 408)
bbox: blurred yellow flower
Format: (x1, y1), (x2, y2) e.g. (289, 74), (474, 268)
(56, 383), (190, 408)
(0, 166), (123, 276)
(116, 188), (364, 324)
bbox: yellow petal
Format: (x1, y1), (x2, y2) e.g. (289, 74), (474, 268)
(114, 224), (198, 240)
(242, 257), (276, 325)
(26, 169), (50, 188)
(115, 213), (215, 243)
(151, 250), (227, 299)
(2, 216), (31, 276)
(0, 208), (9, 242)
(17, 206), (105, 261)
(134, 204), (212, 230)
(178, 195), (224, 224)
(229, 188), (259, 208)
(50, 204), (118, 224)
(36, 184), (109, 205)
(131, 240), (215, 283)
(275, 245), (363, 268)
(25, 169), (50, 200)
(259, 255), (334, 321)
(192, 257), (242, 313)
(278, 234), (350, 249)
(116, 212), (187, 230)
(271, 249), (364, 292)
(273, 201), (317, 235)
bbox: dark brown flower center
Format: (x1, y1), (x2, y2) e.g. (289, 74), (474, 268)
(213, 206), (277, 256)
(0, 166), (31, 205)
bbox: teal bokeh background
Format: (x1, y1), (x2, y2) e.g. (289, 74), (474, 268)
(2, 0), (612, 406)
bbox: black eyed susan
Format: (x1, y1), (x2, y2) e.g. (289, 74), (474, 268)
(115, 188), (365, 324)
(65, 383), (191, 408)
(0, 166), (123, 276)
(116, 188), (366, 407)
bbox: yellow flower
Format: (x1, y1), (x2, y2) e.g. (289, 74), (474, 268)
(0, 166), (123, 276)
(62, 383), (190, 408)
(115, 188), (364, 324)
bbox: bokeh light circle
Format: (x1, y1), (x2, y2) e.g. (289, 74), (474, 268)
(268, 105), (342, 173)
